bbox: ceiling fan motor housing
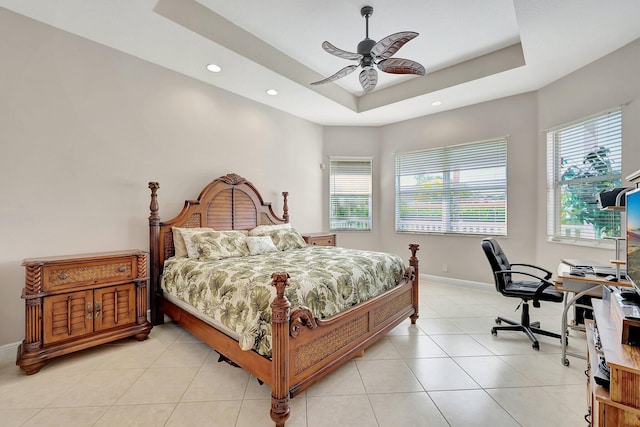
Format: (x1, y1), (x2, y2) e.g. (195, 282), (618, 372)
(357, 38), (377, 63)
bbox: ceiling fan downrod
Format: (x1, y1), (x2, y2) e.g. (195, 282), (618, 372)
(361, 6), (373, 38)
(358, 6), (376, 60)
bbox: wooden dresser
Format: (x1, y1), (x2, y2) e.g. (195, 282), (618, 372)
(302, 232), (336, 247)
(586, 300), (640, 426)
(16, 250), (152, 374)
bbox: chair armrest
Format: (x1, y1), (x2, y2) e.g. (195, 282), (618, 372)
(495, 269), (554, 307)
(510, 263), (553, 280)
(531, 278), (555, 307)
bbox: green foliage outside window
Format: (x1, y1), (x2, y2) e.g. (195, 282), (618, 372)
(560, 146), (621, 238)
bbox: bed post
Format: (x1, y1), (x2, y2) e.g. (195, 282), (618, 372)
(282, 192), (289, 223)
(270, 272), (291, 427)
(409, 243), (420, 324)
(148, 182), (163, 325)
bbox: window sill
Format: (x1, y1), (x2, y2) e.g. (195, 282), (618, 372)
(547, 236), (616, 250)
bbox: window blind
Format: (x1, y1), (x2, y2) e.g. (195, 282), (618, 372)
(395, 138), (507, 235)
(546, 109), (622, 242)
(330, 158), (372, 231)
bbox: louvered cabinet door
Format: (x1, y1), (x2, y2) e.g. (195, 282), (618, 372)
(43, 290), (94, 344)
(94, 284), (136, 331)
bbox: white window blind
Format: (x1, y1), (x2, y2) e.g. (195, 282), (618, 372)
(330, 158), (372, 231)
(546, 109), (623, 242)
(395, 138), (507, 235)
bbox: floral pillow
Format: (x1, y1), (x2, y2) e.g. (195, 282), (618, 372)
(262, 228), (307, 251)
(249, 223), (291, 236)
(189, 230), (250, 260)
(173, 227), (215, 258)
(245, 236), (278, 255)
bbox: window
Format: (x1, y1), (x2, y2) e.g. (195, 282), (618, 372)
(546, 109), (623, 243)
(330, 157), (372, 231)
(395, 138), (507, 235)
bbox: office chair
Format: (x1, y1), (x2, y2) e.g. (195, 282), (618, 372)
(481, 238), (565, 350)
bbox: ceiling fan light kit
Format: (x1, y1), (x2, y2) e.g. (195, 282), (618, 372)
(311, 5), (425, 94)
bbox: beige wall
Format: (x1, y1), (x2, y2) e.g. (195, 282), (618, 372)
(381, 94), (540, 284)
(325, 93), (539, 284)
(535, 38), (640, 269)
(0, 10), (323, 346)
(322, 126), (382, 250)
(323, 38), (640, 285)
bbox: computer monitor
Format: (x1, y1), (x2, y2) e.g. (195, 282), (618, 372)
(626, 187), (640, 296)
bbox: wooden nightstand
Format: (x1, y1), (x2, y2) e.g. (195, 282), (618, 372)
(16, 250), (152, 374)
(303, 232), (336, 247)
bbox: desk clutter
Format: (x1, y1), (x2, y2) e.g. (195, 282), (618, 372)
(569, 267), (586, 277)
(561, 259), (627, 277)
(586, 300), (640, 426)
(603, 285), (640, 346)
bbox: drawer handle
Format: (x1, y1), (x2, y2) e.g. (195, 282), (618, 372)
(95, 302), (101, 318)
(59, 273), (68, 280)
(118, 266), (126, 272)
(87, 302), (93, 320)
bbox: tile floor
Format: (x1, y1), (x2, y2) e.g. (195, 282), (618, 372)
(0, 279), (591, 426)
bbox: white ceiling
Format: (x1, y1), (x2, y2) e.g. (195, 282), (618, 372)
(2, 0), (639, 126)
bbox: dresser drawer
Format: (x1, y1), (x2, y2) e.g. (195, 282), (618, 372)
(304, 233), (336, 247)
(43, 257), (136, 291)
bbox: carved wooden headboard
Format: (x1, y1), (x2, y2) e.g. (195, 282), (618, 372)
(148, 173), (288, 322)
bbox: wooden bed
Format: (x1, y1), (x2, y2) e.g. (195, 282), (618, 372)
(148, 173), (420, 427)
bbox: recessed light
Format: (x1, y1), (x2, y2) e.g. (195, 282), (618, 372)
(206, 64), (221, 73)
(266, 89), (278, 96)
(431, 100), (443, 107)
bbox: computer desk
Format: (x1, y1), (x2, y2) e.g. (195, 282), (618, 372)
(555, 272), (631, 366)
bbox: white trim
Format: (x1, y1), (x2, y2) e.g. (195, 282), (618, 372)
(0, 341), (20, 365)
(396, 135), (510, 156)
(626, 168), (640, 184)
(329, 155), (374, 162)
(423, 274), (493, 292)
(543, 105), (623, 133)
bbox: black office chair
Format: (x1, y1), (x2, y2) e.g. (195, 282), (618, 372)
(481, 238), (565, 350)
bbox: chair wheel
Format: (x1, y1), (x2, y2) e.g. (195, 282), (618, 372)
(491, 328), (497, 336)
(532, 342), (540, 351)
(562, 358), (570, 367)
(495, 318), (502, 325)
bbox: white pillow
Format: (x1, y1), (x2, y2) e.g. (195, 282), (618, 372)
(249, 223), (291, 236)
(172, 227), (215, 258)
(246, 236), (278, 255)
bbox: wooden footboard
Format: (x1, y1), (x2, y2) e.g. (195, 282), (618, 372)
(269, 245), (419, 427)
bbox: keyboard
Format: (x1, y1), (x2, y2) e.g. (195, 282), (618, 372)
(594, 354), (610, 389)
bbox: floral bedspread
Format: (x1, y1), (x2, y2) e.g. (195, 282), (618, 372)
(161, 246), (405, 356)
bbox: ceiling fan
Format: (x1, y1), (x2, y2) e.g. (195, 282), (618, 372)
(311, 6), (425, 93)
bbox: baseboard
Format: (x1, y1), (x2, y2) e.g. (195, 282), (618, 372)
(0, 341), (19, 365)
(423, 273), (493, 292)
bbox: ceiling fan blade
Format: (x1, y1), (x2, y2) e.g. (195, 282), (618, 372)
(378, 58), (426, 75)
(321, 41), (363, 61)
(311, 64), (359, 85)
(359, 68), (378, 93)
(371, 31), (419, 60)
